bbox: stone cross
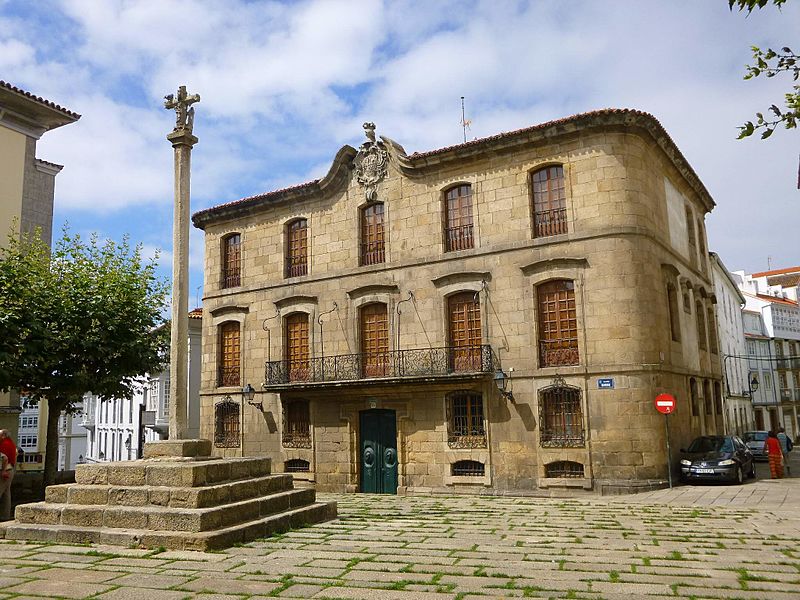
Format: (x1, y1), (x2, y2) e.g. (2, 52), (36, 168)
(164, 86), (200, 440)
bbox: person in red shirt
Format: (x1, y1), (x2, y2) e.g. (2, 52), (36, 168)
(765, 430), (784, 479)
(0, 429), (17, 520)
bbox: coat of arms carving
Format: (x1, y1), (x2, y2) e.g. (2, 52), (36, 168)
(354, 122), (388, 202)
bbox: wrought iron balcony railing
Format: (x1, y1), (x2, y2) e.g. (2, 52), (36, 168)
(265, 345), (498, 387)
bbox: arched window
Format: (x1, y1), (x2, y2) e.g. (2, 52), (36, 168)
(537, 280), (578, 367)
(448, 292), (482, 372)
(214, 396), (240, 448)
(696, 301), (707, 351)
(218, 321), (240, 387)
(667, 283), (680, 342)
(686, 206), (697, 267)
(704, 379), (713, 416)
(282, 399), (311, 448)
(451, 460), (485, 476)
(447, 391), (486, 448)
(689, 377), (699, 417)
(545, 461), (584, 478)
(285, 219), (308, 278)
(714, 381), (723, 415)
(360, 303), (389, 377)
(285, 313), (310, 382)
(222, 233), (241, 288)
(444, 184), (474, 251)
(360, 202), (385, 265)
(285, 459), (310, 472)
(707, 307), (718, 354)
(539, 379), (584, 447)
(531, 166), (567, 237)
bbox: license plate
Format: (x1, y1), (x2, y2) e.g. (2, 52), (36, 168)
(695, 468), (715, 474)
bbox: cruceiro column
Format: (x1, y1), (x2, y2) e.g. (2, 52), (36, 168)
(164, 86), (200, 440)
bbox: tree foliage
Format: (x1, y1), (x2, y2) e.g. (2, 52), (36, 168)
(729, 0), (798, 139)
(0, 227), (169, 486)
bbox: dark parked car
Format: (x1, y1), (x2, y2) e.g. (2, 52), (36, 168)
(679, 435), (755, 484)
(743, 431), (770, 461)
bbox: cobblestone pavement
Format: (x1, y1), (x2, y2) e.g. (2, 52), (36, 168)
(2, 480), (800, 600)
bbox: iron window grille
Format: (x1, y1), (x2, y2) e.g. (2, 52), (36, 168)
(214, 397), (240, 448)
(447, 391), (487, 448)
(452, 460), (485, 476)
(285, 459), (310, 473)
(539, 375), (585, 447)
(282, 399), (311, 448)
(545, 460), (584, 478)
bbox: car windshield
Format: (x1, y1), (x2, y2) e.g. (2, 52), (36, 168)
(687, 437), (733, 453)
(743, 431), (768, 442)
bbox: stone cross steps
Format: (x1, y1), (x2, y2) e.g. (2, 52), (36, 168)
(0, 449), (337, 551)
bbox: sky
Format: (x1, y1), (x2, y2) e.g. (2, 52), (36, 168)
(1, 0), (798, 306)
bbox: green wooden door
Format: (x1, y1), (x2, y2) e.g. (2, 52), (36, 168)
(360, 409), (398, 494)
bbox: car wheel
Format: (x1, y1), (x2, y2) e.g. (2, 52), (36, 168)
(734, 466), (744, 485)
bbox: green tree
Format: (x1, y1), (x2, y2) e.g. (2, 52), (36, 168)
(730, 0), (799, 139)
(0, 227), (169, 487)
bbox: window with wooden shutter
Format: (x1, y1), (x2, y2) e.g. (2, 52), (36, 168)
(448, 292), (481, 372)
(218, 322), (240, 387)
(531, 166), (567, 237)
(444, 184), (474, 251)
(361, 303), (389, 377)
(360, 203), (385, 265)
(285, 313), (310, 382)
(222, 233), (241, 288)
(537, 280), (578, 367)
(285, 219), (308, 278)
(282, 398), (311, 448)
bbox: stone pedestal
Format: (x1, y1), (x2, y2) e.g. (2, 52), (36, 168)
(0, 441), (336, 551)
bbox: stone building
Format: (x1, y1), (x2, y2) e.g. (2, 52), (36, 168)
(0, 80), (79, 436)
(193, 109), (722, 495)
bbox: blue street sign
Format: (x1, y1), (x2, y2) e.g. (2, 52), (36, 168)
(598, 378), (614, 389)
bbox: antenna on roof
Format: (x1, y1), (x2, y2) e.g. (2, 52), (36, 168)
(768, 256), (773, 270)
(460, 96), (471, 143)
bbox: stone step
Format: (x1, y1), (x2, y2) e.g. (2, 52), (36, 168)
(15, 487), (317, 533)
(75, 457), (271, 488)
(45, 473), (294, 509)
(1, 501), (337, 551)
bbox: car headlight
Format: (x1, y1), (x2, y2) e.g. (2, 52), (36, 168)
(680, 459), (691, 466)
(718, 459), (735, 466)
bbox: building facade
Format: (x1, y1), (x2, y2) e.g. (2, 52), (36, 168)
(0, 81), (79, 436)
(734, 267), (800, 436)
(710, 253), (753, 435)
(193, 110), (722, 495)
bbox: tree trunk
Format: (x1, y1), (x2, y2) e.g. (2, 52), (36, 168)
(43, 397), (65, 489)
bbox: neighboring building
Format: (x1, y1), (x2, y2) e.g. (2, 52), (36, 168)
(81, 309), (203, 460)
(16, 397), (87, 472)
(710, 253), (752, 435)
(193, 110), (722, 495)
(0, 80), (80, 437)
(733, 267), (800, 436)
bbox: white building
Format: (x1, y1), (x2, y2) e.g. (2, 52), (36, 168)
(17, 397), (87, 471)
(710, 253), (753, 435)
(82, 309), (203, 461)
(732, 266), (800, 437)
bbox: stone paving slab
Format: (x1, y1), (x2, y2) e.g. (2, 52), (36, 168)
(2, 478), (800, 599)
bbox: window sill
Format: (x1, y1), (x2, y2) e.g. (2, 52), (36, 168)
(538, 477), (592, 490)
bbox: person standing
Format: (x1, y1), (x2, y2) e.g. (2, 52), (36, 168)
(777, 427), (792, 476)
(765, 430), (785, 479)
(0, 429), (17, 520)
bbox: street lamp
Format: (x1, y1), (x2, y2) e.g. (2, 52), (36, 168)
(749, 374), (759, 396)
(243, 383), (261, 411)
(493, 369), (514, 402)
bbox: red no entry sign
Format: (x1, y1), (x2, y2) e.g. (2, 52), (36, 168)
(654, 393), (676, 414)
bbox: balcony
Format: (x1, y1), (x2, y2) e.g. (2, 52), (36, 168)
(776, 357), (791, 370)
(264, 345), (498, 390)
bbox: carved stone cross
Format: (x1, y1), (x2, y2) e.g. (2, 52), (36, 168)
(164, 85), (201, 134)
